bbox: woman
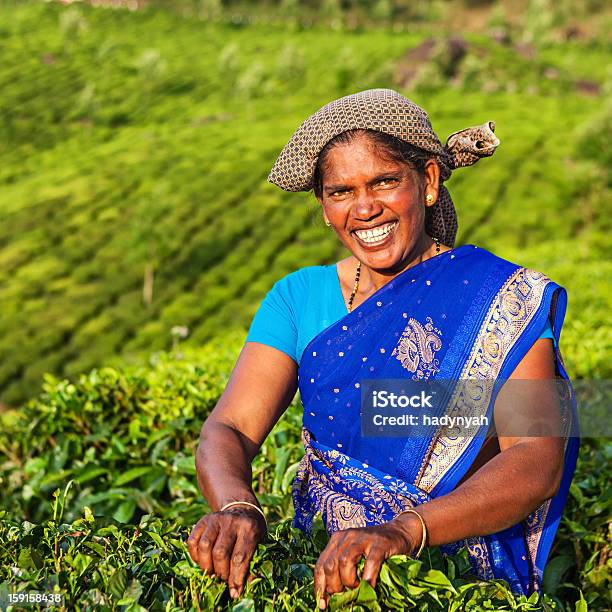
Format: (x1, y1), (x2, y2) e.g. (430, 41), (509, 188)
(187, 89), (578, 607)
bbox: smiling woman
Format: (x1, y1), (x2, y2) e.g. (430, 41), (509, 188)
(188, 89), (576, 607)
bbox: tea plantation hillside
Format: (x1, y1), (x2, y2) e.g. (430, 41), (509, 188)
(0, 2), (610, 406)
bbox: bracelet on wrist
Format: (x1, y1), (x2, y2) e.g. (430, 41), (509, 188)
(219, 501), (268, 530)
(395, 507), (427, 559)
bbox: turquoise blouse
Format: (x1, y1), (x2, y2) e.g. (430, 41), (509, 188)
(246, 264), (555, 365)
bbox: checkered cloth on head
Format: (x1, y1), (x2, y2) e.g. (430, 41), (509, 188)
(268, 88), (500, 247)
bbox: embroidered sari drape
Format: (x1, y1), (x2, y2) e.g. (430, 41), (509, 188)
(292, 245), (579, 596)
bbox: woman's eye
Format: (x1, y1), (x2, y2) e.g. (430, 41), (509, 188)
(377, 178), (398, 187)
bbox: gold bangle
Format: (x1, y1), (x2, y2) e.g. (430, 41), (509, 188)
(219, 501), (267, 529)
(395, 508), (427, 559)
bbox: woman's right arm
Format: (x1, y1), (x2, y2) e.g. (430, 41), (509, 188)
(187, 341), (298, 599)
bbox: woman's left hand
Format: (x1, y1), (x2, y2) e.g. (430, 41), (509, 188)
(313, 513), (421, 610)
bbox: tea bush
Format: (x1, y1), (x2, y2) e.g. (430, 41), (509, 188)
(0, 333), (304, 527)
(0, 339), (609, 610)
(0, 500), (555, 611)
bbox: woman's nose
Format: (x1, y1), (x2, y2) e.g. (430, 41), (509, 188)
(353, 189), (383, 220)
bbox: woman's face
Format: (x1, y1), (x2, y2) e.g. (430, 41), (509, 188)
(317, 133), (440, 274)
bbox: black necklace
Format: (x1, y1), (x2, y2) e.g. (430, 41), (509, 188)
(347, 237), (440, 312)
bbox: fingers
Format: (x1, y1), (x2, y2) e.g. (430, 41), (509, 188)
(187, 516), (208, 565)
(212, 528), (238, 582)
(338, 543), (362, 590)
(197, 521), (220, 575)
(313, 527), (392, 610)
(228, 529), (257, 598)
(314, 531), (363, 609)
(361, 547), (385, 588)
(187, 509), (265, 598)
(188, 516), (220, 573)
(313, 558), (327, 610)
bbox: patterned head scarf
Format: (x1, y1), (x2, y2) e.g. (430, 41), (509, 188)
(268, 88), (500, 247)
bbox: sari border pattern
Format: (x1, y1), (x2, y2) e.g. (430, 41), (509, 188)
(293, 429), (428, 533)
(417, 266), (552, 491)
(414, 266), (553, 584)
(525, 379), (576, 591)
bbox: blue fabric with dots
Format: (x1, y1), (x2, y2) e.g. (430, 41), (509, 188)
(290, 245), (576, 597)
(246, 262), (555, 364)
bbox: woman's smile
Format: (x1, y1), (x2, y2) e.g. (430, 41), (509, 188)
(352, 220), (398, 248)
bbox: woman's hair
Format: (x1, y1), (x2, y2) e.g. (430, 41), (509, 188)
(312, 129), (432, 199)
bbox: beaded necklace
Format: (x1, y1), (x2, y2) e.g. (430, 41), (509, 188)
(347, 237), (440, 312)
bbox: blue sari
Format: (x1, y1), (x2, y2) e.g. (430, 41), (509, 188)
(292, 245), (579, 596)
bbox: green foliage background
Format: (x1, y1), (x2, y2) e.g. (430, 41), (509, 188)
(0, 343), (609, 610)
(0, 0), (610, 405)
(0, 1), (610, 610)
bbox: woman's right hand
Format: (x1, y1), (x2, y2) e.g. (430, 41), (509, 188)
(187, 505), (267, 599)
(190, 343), (297, 597)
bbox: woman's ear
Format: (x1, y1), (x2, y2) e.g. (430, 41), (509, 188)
(423, 159), (440, 205)
(317, 197), (330, 225)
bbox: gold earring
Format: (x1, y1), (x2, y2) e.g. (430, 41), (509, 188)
(425, 194), (434, 204)
(325, 219), (331, 226)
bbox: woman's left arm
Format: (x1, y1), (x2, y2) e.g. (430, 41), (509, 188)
(314, 339), (565, 609)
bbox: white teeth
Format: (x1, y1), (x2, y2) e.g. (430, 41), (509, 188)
(354, 222), (396, 243)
